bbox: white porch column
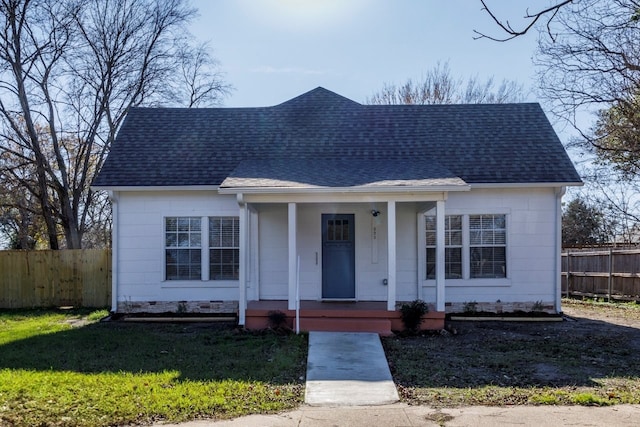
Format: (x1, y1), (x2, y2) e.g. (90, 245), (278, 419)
(288, 202), (297, 310)
(238, 201), (248, 325)
(435, 200), (446, 312)
(387, 200), (396, 311)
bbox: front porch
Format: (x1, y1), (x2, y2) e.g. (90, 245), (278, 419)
(245, 300), (445, 336)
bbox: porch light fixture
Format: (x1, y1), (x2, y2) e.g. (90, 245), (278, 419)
(371, 209), (380, 217)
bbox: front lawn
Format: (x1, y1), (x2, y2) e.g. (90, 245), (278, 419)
(0, 309), (307, 427)
(384, 299), (640, 407)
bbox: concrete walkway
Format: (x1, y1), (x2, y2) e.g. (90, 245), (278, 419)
(160, 403), (640, 426)
(304, 331), (399, 406)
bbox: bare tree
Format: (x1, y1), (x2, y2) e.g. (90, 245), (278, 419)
(536, 0), (640, 126)
(367, 61), (524, 105)
(172, 41), (232, 108)
(474, 0), (573, 41)
(533, 0), (640, 228)
(0, 0), (229, 249)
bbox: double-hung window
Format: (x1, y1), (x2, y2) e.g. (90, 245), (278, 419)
(470, 214), (506, 278)
(426, 215), (462, 279)
(165, 217), (202, 280)
(425, 213), (507, 280)
(164, 216), (240, 281)
(209, 217), (240, 280)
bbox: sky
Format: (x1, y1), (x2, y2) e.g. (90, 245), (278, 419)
(191, 1), (542, 108)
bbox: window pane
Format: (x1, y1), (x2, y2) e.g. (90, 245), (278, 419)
(178, 232), (190, 247)
(165, 218), (201, 280)
(450, 230), (462, 246)
(449, 215), (462, 230)
(445, 247), (462, 279)
(482, 232), (494, 245)
(210, 248), (239, 280)
(469, 216), (482, 230)
(425, 215), (463, 279)
(178, 218), (190, 231)
(166, 249), (177, 264)
(221, 218), (234, 246)
(425, 216), (436, 231)
(470, 247), (506, 278)
(166, 217), (177, 232)
(209, 218), (221, 247)
(470, 230), (481, 245)
(335, 220), (343, 240)
(209, 217), (240, 281)
(426, 231), (436, 246)
(494, 230), (506, 245)
(426, 248), (435, 279)
(166, 265), (177, 280)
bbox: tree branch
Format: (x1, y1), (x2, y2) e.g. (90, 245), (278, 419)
(474, 0), (573, 41)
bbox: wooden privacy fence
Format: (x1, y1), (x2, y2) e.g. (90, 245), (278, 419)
(562, 248), (640, 302)
(0, 249), (111, 308)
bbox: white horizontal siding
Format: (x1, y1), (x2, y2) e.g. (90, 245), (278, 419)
(116, 191), (240, 306)
(114, 187), (562, 312)
(426, 188), (559, 305)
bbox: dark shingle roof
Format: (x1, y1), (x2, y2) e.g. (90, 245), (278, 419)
(93, 87), (582, 188)
(221, 159), (468, 189)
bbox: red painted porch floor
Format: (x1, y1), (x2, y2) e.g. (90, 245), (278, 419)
(245, 300), (445, 336)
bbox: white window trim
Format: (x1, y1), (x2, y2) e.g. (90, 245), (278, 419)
(420, 210), (511, 288)
(164, 216), (203, 281)
(161, 214), (240, 287)
(208, 216), (241, 281)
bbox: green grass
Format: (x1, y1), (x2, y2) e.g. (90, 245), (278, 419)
(0, 309), (307, 426)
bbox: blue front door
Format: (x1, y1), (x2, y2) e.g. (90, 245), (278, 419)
(322, 214), (355, 299)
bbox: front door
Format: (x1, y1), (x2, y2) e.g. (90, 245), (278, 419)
(322, 214), (355, 299)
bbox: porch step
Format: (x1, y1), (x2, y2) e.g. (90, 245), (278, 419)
(301, 318), (392, 336)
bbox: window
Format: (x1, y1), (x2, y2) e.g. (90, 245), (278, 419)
(165, 217), (201, 280)
(424, 213), (507, 280)
(327, 218), (350, 241)
(209, 217), (239, 280)
(426, 215), (462, 279)
(470, 214), (506, 278)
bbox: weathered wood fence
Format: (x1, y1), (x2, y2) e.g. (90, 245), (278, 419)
(562, 248), (640, 302)
(0, 249), (111, 308)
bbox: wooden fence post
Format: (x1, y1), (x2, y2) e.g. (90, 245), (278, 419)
(566, 250), (572, 298)
(608, 247), (613, 302)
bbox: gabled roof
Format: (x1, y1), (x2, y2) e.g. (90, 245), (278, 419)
(93, 87), (582, 189)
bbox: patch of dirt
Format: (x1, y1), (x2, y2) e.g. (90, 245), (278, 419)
(64, 318), (91, 328)
(383, 300), (640, 392)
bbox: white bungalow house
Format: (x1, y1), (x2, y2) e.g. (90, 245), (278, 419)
(93, 87), (582, 334)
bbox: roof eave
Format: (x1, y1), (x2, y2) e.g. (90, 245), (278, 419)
(91, 185), (220, 192)
(469, 181), (583, 189)
(218, 184), (471, 195)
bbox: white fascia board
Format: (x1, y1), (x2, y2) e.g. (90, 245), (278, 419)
(470, 182), (583, 189)
(239, 192), (448, 204)
(91, 185), (220, 192)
